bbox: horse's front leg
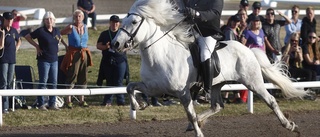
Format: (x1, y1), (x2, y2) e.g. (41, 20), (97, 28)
(178, 89), (204, 137)
(126, 82), (148, 119)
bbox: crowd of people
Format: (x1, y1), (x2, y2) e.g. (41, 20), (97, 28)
(1, 0), (319, 113)
(218, 0), (319, 104)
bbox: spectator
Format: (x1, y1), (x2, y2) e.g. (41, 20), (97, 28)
(60, 9), (93, 109)
(300, 6), (317, 45)
(24, 11), (68, 111)
(282, 32), (316, 81)
(302, 31), (320, 75)
(239, 0), (249, 11)
(237, 9), (248, 37)
(11, 9), (27, 33)
(247, 1), (265, 24)
(242, 16), (266, 51)
(222, 14), (244, 103)
(77, 0), (97, 30)
(141, 94), (162, 107)
(0, 12), (21, 114)
(263, 8), (291, 62)
(284, 5), (302, 45)
(96, 15), (127, 106)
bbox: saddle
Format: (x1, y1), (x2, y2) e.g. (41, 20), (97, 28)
(189, 41), (227, 78)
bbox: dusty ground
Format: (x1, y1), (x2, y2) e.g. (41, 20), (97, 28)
(0, 110), (319, 137)
(0, 0), (320, 137)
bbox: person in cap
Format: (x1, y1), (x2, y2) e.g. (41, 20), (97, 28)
(60, 9), (93, 109)
(96, 15), (127, 106)
(77, 0), (97, 30)
(24, 11), (68, 111)
(181, 0), (225, 100)
(262, 8), (291, 63)
(242, 15), (266, 52)
(0, 12), (21, 114)
(247, 1), (265, 24)
(239, 0), (249, 12)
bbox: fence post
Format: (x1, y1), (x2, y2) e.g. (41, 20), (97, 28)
(247, 90), (253, 113)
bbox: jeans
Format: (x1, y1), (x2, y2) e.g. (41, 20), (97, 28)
(103, 61), (126, 105)
(0, 63), (15, 111)
(83, 12), (96, 27)
(37, 61), (58, 107)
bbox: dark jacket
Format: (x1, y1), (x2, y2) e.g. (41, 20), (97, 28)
(300, 17), (317, 45)
(185, 0), (224, 37)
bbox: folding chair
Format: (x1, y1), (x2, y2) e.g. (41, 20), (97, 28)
(14, 65), (36, 110)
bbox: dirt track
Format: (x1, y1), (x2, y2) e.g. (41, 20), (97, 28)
(1, 0), (320, 137)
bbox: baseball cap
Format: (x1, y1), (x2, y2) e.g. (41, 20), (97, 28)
(231, 15), (241, 22)
(110, 15), (120, 22)
(3, 12), (14, 20)
(240, 0), (249, 6)
(252, 2), (261, 8)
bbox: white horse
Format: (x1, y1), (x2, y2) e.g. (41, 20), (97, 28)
(111, 0), (309, 136)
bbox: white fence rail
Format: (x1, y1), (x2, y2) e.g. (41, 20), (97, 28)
(0, 81), (319, 127)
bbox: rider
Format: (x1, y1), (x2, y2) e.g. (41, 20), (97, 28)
(183, 0), (224, 94)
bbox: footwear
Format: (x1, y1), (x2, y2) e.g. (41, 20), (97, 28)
(151, 102), (163, 107)
(201, 59), (213, 94)
(67, 102), (73, 109)
(80, 101), (89, 107)
(234, 98), (244, 104)
(223, 98), (231, 104)
(2, 109), (9, 114)
(92, 27), (97, 31)
(105, 103), (112, 107)
(163, 99), (180, 106)
(39, 105), (48, 111)
(48, 106), (60, 111)
(193, 100), (202, 106)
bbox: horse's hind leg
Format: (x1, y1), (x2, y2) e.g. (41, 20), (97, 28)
(196, 83), (224, 126)
(250, 85), (299, 132)
(126, 82), (148, 115)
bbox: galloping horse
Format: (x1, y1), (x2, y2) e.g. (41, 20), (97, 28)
(111, 0), (308, 136)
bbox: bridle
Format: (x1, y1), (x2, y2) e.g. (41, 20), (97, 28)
(119, 12), (185, 51)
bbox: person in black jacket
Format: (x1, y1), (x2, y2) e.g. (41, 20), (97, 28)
(300, 6), (317, 45)
(182, 0), (224, 97)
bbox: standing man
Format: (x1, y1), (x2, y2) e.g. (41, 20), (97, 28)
(300, 6), (317, 45)
(263, 8), (291, 62)
(77, 0), (97, 30)
(239, 0), (249, 12)
(183, 0), (224, 97)
(247, 1), (264, 24)
(0, 12), (21, 114)
(284, 5), (302, 45)
(96, 15), (127, 106)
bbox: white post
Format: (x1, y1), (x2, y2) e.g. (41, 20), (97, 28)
(0, 95), (2, 127)
(247, 90), (253, 113)
(12, 78), (15, 112)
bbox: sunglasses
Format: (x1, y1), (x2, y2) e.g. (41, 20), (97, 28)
(291, 39), (298, 43)
(266, 13), (274, 15)
(309, 36), (317, 39)
(292, 10), (298, 14)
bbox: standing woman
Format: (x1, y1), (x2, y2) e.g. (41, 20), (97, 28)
(25, 11), (68, 111)
(0, 12), (21, 114)
(60, 10), (93, 109)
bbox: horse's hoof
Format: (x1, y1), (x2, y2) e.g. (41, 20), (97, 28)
(185, 124), (194, 132)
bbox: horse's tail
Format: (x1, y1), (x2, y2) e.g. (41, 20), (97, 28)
(250, 48), (308, 99)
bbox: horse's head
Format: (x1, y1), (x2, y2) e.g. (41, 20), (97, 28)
(111, 13), (147, 53)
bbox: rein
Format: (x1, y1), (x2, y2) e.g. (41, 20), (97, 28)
(121, 13), (186, 51)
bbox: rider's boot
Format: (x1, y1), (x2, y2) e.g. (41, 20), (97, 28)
(201, 58), (212, 95)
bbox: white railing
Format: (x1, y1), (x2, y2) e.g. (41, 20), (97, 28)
(0, 81), (318, 127)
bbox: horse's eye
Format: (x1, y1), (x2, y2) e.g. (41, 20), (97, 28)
(132, 21), (137, 25)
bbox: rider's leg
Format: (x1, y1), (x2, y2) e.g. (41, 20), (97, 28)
(198, 36), (216, 93)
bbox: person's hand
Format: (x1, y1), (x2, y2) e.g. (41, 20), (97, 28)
(179, 7), (197, 18)
(314, 60), (320, 65)
(36, 48), (43, 56)
(276, 10), (284, 17)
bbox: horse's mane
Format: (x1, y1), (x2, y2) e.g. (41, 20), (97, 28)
(130, 0), (194, 46)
